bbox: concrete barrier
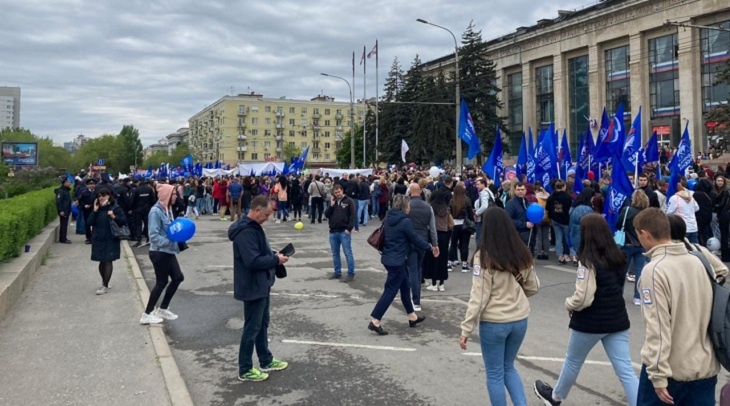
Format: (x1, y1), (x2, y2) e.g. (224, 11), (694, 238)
(0, 219), (59, 321)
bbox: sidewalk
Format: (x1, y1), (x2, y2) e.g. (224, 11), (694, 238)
(0, 230), (180, 406)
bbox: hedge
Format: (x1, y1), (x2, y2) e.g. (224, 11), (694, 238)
(0, 187), (57, 262)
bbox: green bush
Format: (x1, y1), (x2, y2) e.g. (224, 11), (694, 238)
(0, 167), (61, 200)
(0, 187), (57, 262)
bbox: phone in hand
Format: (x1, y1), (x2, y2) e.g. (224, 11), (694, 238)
(279, 243), (295, 257)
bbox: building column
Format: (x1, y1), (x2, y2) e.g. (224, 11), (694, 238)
(588, 43), (602, 141)
(521, 62), (535, 141)
(553, 53), (567, 141)
(629, 33), (648, 142)
(677, 20), (703, 154)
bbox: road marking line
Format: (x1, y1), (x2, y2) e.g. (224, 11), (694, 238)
(282, 339), (416, 352)
(270, 292), (459, 304)
(462, 353), (641, 369)
(544, 265), (578, 274)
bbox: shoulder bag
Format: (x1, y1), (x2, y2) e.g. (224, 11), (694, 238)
(367, 223), (385, 252)
(109, 206), (131, 240)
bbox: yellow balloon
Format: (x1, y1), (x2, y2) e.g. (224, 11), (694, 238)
(294, 222), (304, 230)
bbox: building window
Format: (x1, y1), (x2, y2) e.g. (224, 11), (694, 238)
(265, 118), (272, 125)
(649, 34), (680, 118)
(250, 129), (258, 136)
(251, 141), (257, 148)
(325, 142), (331, 149)
(239, 106), (247, 114)
(535, 65), (554, 128)
(289, 118), (295, 125)
(301, 130), (308, 137)
(324, 131), (330, 137)
(605, 45), (631, 123)
(289, 142), (295, 148)
(325, 109), (331, 115)
(289, 107), (295, 114)
(301, 142), (307, 148)
(507, 72), (523, 153)
(324, 120), (331, 126)
(289, 130), (295, 137)
(264, 153), (270, 159)
(264, 130), (271, 136)
(251, 117), (258, 124)
(301, 119), (308, 126)
(265, 106), (271, 113)
(251, 106), (259, 112)
(251, 153), (258, 160)
(569, 55), (589, 151)
(264, 141), (271, 149)
(701, 21), (730, 113)
(301, 107), (307, 115)
(313, 108), (319, 114)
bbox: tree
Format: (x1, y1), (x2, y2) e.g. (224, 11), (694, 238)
(377, 57), (410, 163)
(169, 142), (192, 167)
(143, 150), (170, 168)
(282, 143), (302, 163)
(72, 135), (122, 173)
(117, 125), (143, 170)
(336, 124), (376, 168)
(459, 21), (506, 159)
(0, 128), (73, 171)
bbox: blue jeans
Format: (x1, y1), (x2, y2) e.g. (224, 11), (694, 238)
(637, 365), (716, 405)
(370, 196), (379, 218)
(686, 231), (699, 244)
(371, 264), (414, 320)
(329, 232), (354, 275)
(553, 223), (575, 257)
(479, 319), (528, 406)
(357, 199), (369, 227)
(277, 201), (289, 220)
(407, 247), (426, 305)
(238, 297), (273, 374)
(622, 244), (646, 299)
(553, 330), (638, 405)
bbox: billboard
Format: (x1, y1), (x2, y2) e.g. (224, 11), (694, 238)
(1, 142), (39, 166)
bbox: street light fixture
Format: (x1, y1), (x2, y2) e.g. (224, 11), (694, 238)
(321, 72), (355, 168)
(417, 18), (462, 169)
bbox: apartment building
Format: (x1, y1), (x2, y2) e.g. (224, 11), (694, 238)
(0, 86), (21, 130)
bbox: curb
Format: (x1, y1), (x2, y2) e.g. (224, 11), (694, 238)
(122, 241), (194, 406)
(0, 220), (59, 322)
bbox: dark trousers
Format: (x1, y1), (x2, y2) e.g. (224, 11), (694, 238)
(407, 248), (426, 306)
(448, 225), (471, 263)
(135, 209), (150, 243)
(699, 221), (712, 247)
(239, 296), (273, 374)
(378, 203), (388, 220)
(721, 210), (730, 261)
(59, 214), (69, 242)
(213, 198), (219, 214)
(292, 202), (303, 219)
(637, 365), (716, 406)
(128, 211), (138, 241)
(145, 251), (184, 314)
(520, 230), (537, 255)
(310, 197), (324, 223)
(371, 264), (414, 320)
(82, 209), (93, 240)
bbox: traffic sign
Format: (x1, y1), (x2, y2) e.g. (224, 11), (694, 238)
(97, 159), (105, 166)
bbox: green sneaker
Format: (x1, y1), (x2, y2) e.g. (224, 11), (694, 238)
(261, 358), (289, 372)
(238, 368), (269, 382)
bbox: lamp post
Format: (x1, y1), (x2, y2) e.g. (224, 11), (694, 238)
(321, 73), (355, 168)
(417, 18), (461, 169)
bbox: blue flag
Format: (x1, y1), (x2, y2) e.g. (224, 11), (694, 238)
(526, 128), (536, 183)
(459, 99), (481, 160)
(621, 106), (643, 176)
(666, 123), (692, 200)
(534, 123), (559, 192)
(180, 154), (193, 167)
(574, 128), (594, 194)
(516, 132), (527, 180)
(296, 147), (310, 171)
(215, 160), (221, 169)
(205, 162), (213, 170)
(559, 129), (572, 181)
(594, 103), (626, 164)
(225, 164), (231, 170)
(482, 125), (504, 187)
(643, 131), (659, 164)
(145, 165), (153, 178)
(603, 151), (634, 233)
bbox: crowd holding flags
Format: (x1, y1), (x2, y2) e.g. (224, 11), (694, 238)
(482, 125), (504, 188)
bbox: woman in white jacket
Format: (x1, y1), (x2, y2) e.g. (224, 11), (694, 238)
(665, 177), (700, 244)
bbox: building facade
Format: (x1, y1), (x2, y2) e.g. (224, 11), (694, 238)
(423, 0), (730, 156)
(166, 127), (189, 154)
(143, 138), (169, 159)
(0, 86), (21, 130)
(188, 93), (365, 167)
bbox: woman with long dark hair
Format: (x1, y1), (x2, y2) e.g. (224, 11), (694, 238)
(424, 188), (453, 291)
(87, 186), (127, 295)
(448, 182), (474, 272)
(289, 177), (303, 221)
(460, 207), (539, 406)
(534, 214), (638, 406)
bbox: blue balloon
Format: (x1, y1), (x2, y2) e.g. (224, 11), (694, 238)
(526, 203), (545, 224)
(688, 179), (698, 191)
(71, 204), (79, 216)
(167, 218), (196, 242)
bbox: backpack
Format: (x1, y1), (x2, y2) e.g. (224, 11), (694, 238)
(691, 247), (730, 372)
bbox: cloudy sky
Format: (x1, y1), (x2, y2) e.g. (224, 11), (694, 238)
(1, 0), (587, 147)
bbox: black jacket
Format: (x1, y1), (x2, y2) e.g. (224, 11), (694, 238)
(640, 185), (660, 208)
(357, 181), (370, 200)
(569, 264), (630, 334)
(344, 180), (359, 200)
(616, 206), (642, 246)
(505, 196), (529, 233)
(132, 184), (156, 212)
(88, 204), (126, 262)
(546, 191), (572, 225)
(228, 217), (278, 302)
(381, 210), (431, 267)
(78, 188), (97, 213)
(325, 196), (356, 233)
(55, 185), (72, 215)
(114, 184), (131, 212)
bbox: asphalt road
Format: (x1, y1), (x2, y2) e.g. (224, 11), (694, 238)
(133, 213), (729, 406)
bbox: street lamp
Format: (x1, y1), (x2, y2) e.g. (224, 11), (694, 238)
(321, 72), (355, 168)
(417, 18), (461, 169)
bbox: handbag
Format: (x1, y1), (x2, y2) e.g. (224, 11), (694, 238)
(463, 216), (476, 234)
(613, 207), (630, 246)
(110, 220), (130, 240)
(367, 223), (385, 252)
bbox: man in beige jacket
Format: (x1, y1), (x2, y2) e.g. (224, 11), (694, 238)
(634, 208), (718, 405)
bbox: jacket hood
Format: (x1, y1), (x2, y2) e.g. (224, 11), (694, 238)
(385, 209), (409, 227)
(645, 242), (692, 259)
(156, 184), (175, 211)
(676, 190), (692, 202)
(228, 216), (258, 241)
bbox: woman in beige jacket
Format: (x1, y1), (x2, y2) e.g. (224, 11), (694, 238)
(460, 207), (539, 406)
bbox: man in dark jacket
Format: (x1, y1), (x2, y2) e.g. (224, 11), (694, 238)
(407, 184), (438, 311)
(546, 180), (574, 263)
(638, 173), (660, 208)
(78, 178), (97, 244)
(325, 184), (356, 281)
(356, 175), (371, 230)
(55, 178), (73, 244)
(345, 174), (359, 201)
(131, 179), (156, 248)
(505, 182), (535, 253)
(228, 196), (289, 382)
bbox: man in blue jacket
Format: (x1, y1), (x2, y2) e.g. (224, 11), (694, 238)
(505, 182), (535, 253)
(228, 196), (289, 382)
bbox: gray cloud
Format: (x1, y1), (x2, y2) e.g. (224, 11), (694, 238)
(0, 0), (586, 146)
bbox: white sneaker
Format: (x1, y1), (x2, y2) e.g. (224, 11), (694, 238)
(633, 298), (641, 306)
(426, 285), (439, 292)
(461, 265), (470, 273)
(438, 284), (445, 292)
(140, 313), (164, 325)
(412, 304), (422, 312)
(462, 261), (468, 269)
(276, 220), (281, 224)
(154, 308), (178, 320)
(95, 286), (109, 295)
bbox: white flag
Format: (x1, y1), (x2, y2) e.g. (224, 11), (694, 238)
(401, 139), (409, 163)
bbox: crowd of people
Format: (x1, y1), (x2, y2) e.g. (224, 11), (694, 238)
(54, 159), (730, 403)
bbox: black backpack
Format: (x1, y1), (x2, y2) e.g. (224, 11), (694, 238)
(691, 247), (730, 371)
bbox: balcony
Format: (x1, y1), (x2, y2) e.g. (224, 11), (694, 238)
(312, 133), (320, 140)
(275, 111), (285, 117)
(312, 125), (321, 131)
(238, 122), (247, 128)
(276, 147), (282, 152)
(238, 108), (248, 116)
(238, 134), (247, 140)
(275, 123), (284, 129)
(336, 126), (343, 131)
(312, 113), (321, 119)
(237, 146), (247, 152)
(275, 135), (283, 141)
(312, 148), (321, 153)
(335, 113), (343, 120)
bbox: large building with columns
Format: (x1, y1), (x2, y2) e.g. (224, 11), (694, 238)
(423, 0), (730, 156)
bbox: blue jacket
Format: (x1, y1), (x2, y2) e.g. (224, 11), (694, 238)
(505, 196), (529, 233)
(148, 202), (179, 255)
(381, 210), (431, 267)
(228, 217), (278, 301)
